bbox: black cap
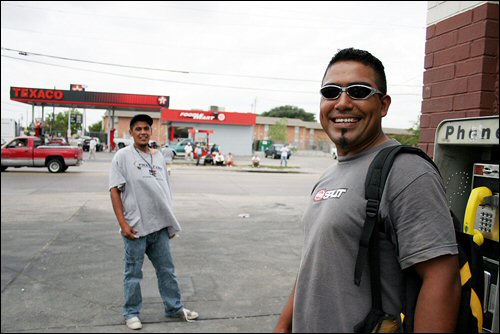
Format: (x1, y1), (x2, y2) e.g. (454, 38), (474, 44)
(130, 114), (153, 128)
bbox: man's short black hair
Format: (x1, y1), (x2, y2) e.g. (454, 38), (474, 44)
(130, 114), (153, 129)
(322, 48), (387, 95)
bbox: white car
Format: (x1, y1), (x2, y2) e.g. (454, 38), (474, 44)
(114, 137), (134, 149)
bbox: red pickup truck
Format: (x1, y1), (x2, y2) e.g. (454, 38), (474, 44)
(1, 136), (83, 173)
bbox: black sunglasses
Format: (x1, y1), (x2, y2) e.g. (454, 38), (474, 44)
(320, 84), (384, 100)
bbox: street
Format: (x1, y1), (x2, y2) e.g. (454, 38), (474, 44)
(1, 151), (335, 333)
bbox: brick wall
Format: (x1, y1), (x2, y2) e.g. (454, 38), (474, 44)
(421, 2), (499, 156)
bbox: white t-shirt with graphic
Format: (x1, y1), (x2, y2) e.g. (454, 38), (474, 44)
(109, 145), (181, 238)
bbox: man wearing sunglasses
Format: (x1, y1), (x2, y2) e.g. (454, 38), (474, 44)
(274, 48), (460, 333)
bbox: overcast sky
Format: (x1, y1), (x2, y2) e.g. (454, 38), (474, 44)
(1, 1), (428, 131)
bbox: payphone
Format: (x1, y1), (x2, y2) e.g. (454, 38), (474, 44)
(434, 115), (499, 333)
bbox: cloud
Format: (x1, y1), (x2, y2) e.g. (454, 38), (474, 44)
(1, 1), (426, 131)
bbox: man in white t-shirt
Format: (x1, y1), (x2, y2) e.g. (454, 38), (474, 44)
(109, 114), (198, 330)
(184, 142), (193, 161)
(89, 137), (97, 161)
(280, 145), (289, 167)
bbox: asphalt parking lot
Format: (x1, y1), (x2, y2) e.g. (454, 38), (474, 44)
(1, 150), (336, 333)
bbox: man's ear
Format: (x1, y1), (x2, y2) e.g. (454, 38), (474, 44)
(380, 95), (391, 118)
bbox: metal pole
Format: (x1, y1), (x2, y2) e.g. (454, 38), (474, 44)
(67, 108), (71, 142)
(51, 104), (55, 136)
(31, 104), (35, 130)
(41, 104), (45, 138)
(157, 113), (161, 144)
(107, 109), (111, 152)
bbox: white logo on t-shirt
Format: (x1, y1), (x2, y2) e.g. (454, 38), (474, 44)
(313, 188), (347, 201)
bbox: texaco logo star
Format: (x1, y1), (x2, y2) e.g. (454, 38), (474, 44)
(217, 113), (226, 121)
(158, 96), (167, 105)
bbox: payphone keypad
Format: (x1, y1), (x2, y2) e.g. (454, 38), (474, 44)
(476, 205), (498, 240)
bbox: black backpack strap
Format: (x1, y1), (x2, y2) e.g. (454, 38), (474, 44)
(354, 145), (438, 307)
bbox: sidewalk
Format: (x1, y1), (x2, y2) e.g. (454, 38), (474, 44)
(170, 150), (333, 174)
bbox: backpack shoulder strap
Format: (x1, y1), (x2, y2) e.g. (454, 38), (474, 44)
(354, 144), (437, 286)
(354, 144), (438, 314)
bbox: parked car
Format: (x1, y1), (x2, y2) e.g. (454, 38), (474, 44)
(264, 144), (292, 159)
(171, 138), (194, 157)
(114, 137), (134, 149)
(148, 140), (159, 149)
(1, 136), (83, 173)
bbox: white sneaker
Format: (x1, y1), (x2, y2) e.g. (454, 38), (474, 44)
(176, 308), (199, 322)
(126, 316), (142, 330)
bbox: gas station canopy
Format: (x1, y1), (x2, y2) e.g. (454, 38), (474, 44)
(10, 86), (169, 111)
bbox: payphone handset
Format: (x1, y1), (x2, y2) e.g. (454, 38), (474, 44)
(464, 187), (497, 245)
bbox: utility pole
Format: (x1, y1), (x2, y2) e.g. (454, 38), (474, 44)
(251, 97), (258, 113)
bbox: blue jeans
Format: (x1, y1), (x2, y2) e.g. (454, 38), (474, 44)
(122, 228), (184, 319)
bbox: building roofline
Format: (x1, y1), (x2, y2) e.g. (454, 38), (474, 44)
(256, 116), (411, 135)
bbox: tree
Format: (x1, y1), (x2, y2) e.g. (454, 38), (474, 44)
(45, 108), (83, 137)
(268, 119), (288, 143)
(261, 105), (316, 122)
(88, 120), (103, 132)
(389, 120), (420, 146)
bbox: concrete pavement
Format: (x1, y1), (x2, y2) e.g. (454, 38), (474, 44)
(1, 150), (335, 333)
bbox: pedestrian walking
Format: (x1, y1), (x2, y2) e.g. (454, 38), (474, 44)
(88, 137), (97, 161)
(195, 144), (203, 166)
(280, 145), (289, 167)
(184, 142), (193, 161)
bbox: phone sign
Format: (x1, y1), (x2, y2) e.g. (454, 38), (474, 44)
(436, 116), (499, 145)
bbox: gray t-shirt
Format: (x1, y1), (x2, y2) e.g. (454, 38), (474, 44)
(293, 141), (458, 333)
(109, 145), (181, 238)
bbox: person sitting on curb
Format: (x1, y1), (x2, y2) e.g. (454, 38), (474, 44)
(252, 153), (261, 167)
(215, 151), (225, 166)
(226, 153), (235, 167)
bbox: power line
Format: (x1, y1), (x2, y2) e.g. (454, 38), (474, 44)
(1, 54), (317, 94)
(1, 47), (317, 83)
